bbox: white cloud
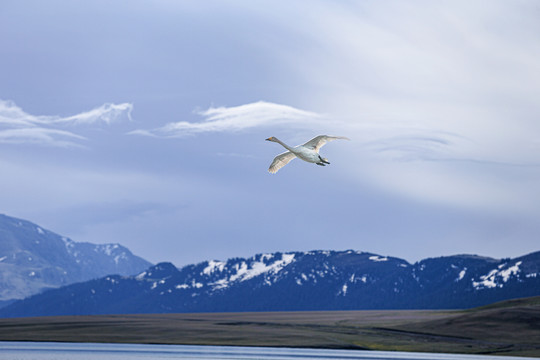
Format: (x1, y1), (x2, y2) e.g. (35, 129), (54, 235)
(0, 128), (86, 148)
(48, 103), (133, 126)
(129, 101), (322, 137)
(0, 100), (133, 147)
(244, 1), (540, 214)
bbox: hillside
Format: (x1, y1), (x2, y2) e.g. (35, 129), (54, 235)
(0, 214), (152, 306)
(0, 296), (538, 356)
(2, 249), (540, 317)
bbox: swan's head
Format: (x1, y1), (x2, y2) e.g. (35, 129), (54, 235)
(265, 137), (277, 142)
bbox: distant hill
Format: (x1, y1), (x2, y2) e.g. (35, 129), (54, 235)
(2, 249), (539, 317)
(390, 295), (540, 355)
(0, 296), (539, 356)
(0, 214), (152, 307)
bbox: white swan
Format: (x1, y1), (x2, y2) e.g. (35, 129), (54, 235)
(265, 135), (350, 173)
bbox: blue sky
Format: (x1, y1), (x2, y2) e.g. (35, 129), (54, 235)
(1, 1), (540, 266)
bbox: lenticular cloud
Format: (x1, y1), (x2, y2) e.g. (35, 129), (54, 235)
(129, 101), (321, 137)
(0, 100), (133, 147)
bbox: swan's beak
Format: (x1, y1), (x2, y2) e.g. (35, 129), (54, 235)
(265, 137), (272, 141)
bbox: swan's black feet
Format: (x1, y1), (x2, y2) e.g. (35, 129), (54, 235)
(318, 156), (330, 164)
(316, 162), (326, 166)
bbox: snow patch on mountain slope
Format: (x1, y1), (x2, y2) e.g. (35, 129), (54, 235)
(203, 260), (226, 275)
(231, 254), (295, 282)
(500, 262), (522, 281)
(473, 261), (522, 289)
(209, 253), (296, 290)
(61, 237), (75, 251)
(103, 244), (119, 256)
(457, 268), (467, 281)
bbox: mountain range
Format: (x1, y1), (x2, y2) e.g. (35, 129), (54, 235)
(2, 248), (540, 317)
(0, 214), (152, 308)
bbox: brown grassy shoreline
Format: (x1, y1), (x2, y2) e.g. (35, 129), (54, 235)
(0, 297), (539, 357)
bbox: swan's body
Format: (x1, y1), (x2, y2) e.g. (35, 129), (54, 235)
(265, 135), (350, 173)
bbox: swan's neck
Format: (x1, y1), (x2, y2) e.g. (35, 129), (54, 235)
(274, 138), (294, 152)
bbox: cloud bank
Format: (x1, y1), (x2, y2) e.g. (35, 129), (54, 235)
(0, 100), (133, 147)
(240, 1), (540, 214)
(129, 101), (322, 137)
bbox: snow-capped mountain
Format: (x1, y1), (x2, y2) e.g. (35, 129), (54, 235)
(0, 214), (152, 307)
(2, 249), (539, 317)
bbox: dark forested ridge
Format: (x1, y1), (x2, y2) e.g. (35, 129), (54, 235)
(2, 249), (539, 317)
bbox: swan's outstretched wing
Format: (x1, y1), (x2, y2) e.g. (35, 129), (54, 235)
(268, 151), (296, 174)
(302, 135), (350, 152)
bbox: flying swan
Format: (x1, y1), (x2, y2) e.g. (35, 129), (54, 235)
(265, 135), (350, 173)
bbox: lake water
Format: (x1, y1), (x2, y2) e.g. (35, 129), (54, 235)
(0, 342), (534, 360)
